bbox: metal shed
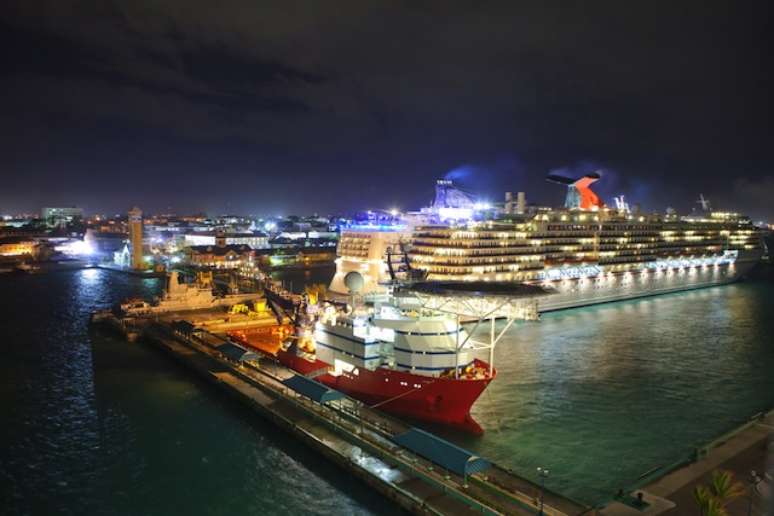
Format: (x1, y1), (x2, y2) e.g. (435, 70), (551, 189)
(392, 428), (490, 478)
(282, 375), (345, 404)
(215, 342), (257, 363)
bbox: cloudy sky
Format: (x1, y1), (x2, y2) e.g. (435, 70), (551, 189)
(2, 1), (772, 220)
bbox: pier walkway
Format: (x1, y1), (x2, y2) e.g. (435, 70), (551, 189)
(601, 411), (773, 515)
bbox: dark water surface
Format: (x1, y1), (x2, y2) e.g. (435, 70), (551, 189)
(463, 280), (774, 505)
(0, 269), (387, 515)
(2, 268), (773, 512)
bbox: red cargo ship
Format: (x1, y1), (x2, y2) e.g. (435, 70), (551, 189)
(229, 302), (495, 434)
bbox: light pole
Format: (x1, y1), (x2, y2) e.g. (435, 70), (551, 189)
(537, 467), (549, 515)
(747, 469), (759, 516)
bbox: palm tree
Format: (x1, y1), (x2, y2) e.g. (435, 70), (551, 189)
(694, 485), (725, 516)
(693, 469), (747, 516)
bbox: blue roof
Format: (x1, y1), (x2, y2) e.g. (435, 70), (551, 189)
(282, 375), (345, 403)
(392, 428), (490, 477)
(215, 342), (251, 362)
(215, 343), (260, 363)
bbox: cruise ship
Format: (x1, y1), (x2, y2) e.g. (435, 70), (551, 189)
(330, 174), (764, 312)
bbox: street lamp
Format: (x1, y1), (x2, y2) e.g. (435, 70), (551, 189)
(747, 469), (759, 516)
(537, 467), (550, 515)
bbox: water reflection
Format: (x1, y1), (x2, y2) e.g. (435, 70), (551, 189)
(78, 267), (100, 285)
(2, 270), (385, 516)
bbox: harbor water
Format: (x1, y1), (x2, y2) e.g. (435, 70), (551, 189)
(2, 268), (773, 512)
(463, 279), (774, 505)
(0, 269), (387, 516)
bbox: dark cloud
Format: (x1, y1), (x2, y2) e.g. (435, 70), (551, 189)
(1, 0), (772, 220)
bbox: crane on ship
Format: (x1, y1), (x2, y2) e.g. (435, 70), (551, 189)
(385, 240), (427, 286)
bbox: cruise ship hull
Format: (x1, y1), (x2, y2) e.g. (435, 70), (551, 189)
(531, 253), (760, 312)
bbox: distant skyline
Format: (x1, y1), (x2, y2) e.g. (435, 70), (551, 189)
(2, 1), (773, 221)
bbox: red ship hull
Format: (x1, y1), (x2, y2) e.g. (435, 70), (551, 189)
(324, 365), (493, 434)
(279, 350), (494, 434)
(230, 331), (494, 433)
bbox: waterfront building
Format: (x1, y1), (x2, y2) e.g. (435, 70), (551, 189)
(258, 247), (336, 268)
(0, 218), (32, 229)
(41, 207), (83, 227)
(113, 244), (131, 268)
(269, 236), (298, 249)
(183, 231), (269, 249)
(128, 207), (144, 270)
(0, 236), (39, 258)
(186, 242), (254, 269)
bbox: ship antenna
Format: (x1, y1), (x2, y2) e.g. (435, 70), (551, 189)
(697, 194), (711, 212)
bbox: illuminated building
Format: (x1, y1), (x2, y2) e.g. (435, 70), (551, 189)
(128, 207), (144, 270)
(41, 207), (83, 227)
(186, 243), (254, 269)
(259, 248), (336, 269)
(183, 231), (269, 249)
(0, 237), (39, 258)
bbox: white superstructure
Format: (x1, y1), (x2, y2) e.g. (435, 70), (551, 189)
(328, 229), (408, 295)
(313, 299), (474, 377)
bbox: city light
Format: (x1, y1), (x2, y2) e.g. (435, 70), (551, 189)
(55, 239), (95, 256)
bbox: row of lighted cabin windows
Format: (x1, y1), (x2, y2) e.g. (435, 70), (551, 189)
(419, 263), (544, 273)
(412, 259), (545, 268)
(337, 248), (373, 254)
(338, 250), (370, 257)
(544, 224), (659, 231)
(415, 249), (658, 261)
(423, 263), (735, 279)
(411, 240), (753, 257)
(412, 233), (698, 246)
(412, 246), (725, 261)
(414, 226), (752, 239)
(410, 242), (722, 261)
(415, 249), (726, 270)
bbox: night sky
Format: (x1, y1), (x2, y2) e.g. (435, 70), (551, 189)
(2, 1), (772, 220)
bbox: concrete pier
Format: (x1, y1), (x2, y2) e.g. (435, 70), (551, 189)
(96, 314), (590, 516)
(601, 410), (773, 515)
